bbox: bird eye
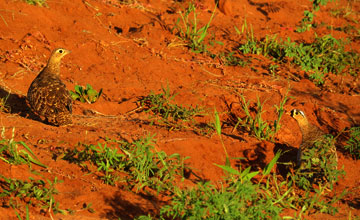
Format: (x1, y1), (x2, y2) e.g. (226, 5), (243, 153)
(58, 49), (63, 53)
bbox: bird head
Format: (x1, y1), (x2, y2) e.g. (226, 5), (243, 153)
(49, 48), (71, 62)
(46, 48), (71, 74)
(290, 109), (309, 129)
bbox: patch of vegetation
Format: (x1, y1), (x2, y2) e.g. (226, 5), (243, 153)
(268, 63), (279, 76)
(297, 9), (316, 33)
(213, 108), (230, 166)
(239, 34), (360, 85)
(266, 170), (345, 217)
(62, 141), (124, 186)
(160, 180), (281, 219)
(0, 175), (65, 216)
(293, 135), (344, 190)
(157, 151), (342, 219)
(171, 2), (219, 53)
(62, 134), (188, 194)
(138, 85), (205, 131)
(119, 135), (188, 193)
(23, 0), (47, 7)
(296, 0), (336, 32)
(61, 134), (345, 219)
(160, 153), (282, 219)
(345, 126), (360, 159)
(70, 84), (103, 104)
(231, 91), (289, 141)
(0, 127), (46, 168)
(270, 135), (346, 217)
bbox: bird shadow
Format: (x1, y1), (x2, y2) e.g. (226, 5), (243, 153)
(101, 191), (159, 220)
(273, 143), (298, 178)
(0, 86), (41, 122)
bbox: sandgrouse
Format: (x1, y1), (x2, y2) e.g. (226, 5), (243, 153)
(290, 109), (338, 169)
(27, 48), (72, 126)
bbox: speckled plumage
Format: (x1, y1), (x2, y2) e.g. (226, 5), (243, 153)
(27, 48), (72, 126)
(290, 109), (338, 168)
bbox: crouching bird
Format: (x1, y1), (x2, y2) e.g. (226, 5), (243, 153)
(27, 48), (72, 126)
(290, 109), (338, 170)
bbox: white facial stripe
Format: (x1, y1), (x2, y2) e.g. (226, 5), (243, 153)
(298, 110), (305, 117)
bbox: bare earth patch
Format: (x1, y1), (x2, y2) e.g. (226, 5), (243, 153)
(0, 0), (359, 219)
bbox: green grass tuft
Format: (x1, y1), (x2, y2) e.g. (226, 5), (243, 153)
(138, 84), (205, 131)
(239, 34), (360, 85)
(0, 127), (47, 168)
(345, 126), (360, 159)
(62, 134), (188, 194)
(0, 175), (65, 215)
(172, 2), (217, 53)
(231, 92), (289, 141)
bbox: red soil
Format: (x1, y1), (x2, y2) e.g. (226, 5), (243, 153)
(0, 0), (359, 219)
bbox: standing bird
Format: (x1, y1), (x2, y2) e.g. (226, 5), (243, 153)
(27, 48), (72, 126)
(290, 109), (338, 169)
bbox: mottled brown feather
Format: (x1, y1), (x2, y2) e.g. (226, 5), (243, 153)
(27, 48), (72, 126)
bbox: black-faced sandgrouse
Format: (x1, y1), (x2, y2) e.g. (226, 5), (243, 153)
(27, 48), (72, 126)
(290, 109), (338, 169)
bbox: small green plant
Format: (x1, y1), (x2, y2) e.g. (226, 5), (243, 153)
(70, 84), (103, 104)
(120, 135), (188, 193)
(213, 108), (230, 167)
(312, 0), (336, 11)
(259, 150), (345, 217)
(137, 149), (346, 219)
(14, 204), (29, 220)
(172, 2), (217, 53)
(0, 175), (65, 215)
(270, 171), (346, 217)
(268, 64), (279, 76)
(239, 34), (360, 85)
(81, 202), (95, 214)
(62, 134), (188, 194)
(294, 135), (344, 191)
(160, 180), (281, 219)
(233, 96), (271, 140)
(0, 127), (46, 168)
(297, 10), (316, 33)
(232, 93), (289, 141)
(273, 89), (290, 134)
(160, 153), (282, 219)
(23, 0), (47, 7)
(345, 126), (360, 159)
(63, 141), (125, 185)
(296, 0), (336, 32)
(138, 84), (204, 130)
(134, 215), (153, 220)
(283, 171), (346, 217)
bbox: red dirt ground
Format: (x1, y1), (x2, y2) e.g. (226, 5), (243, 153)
(0, 0), (359, 219)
